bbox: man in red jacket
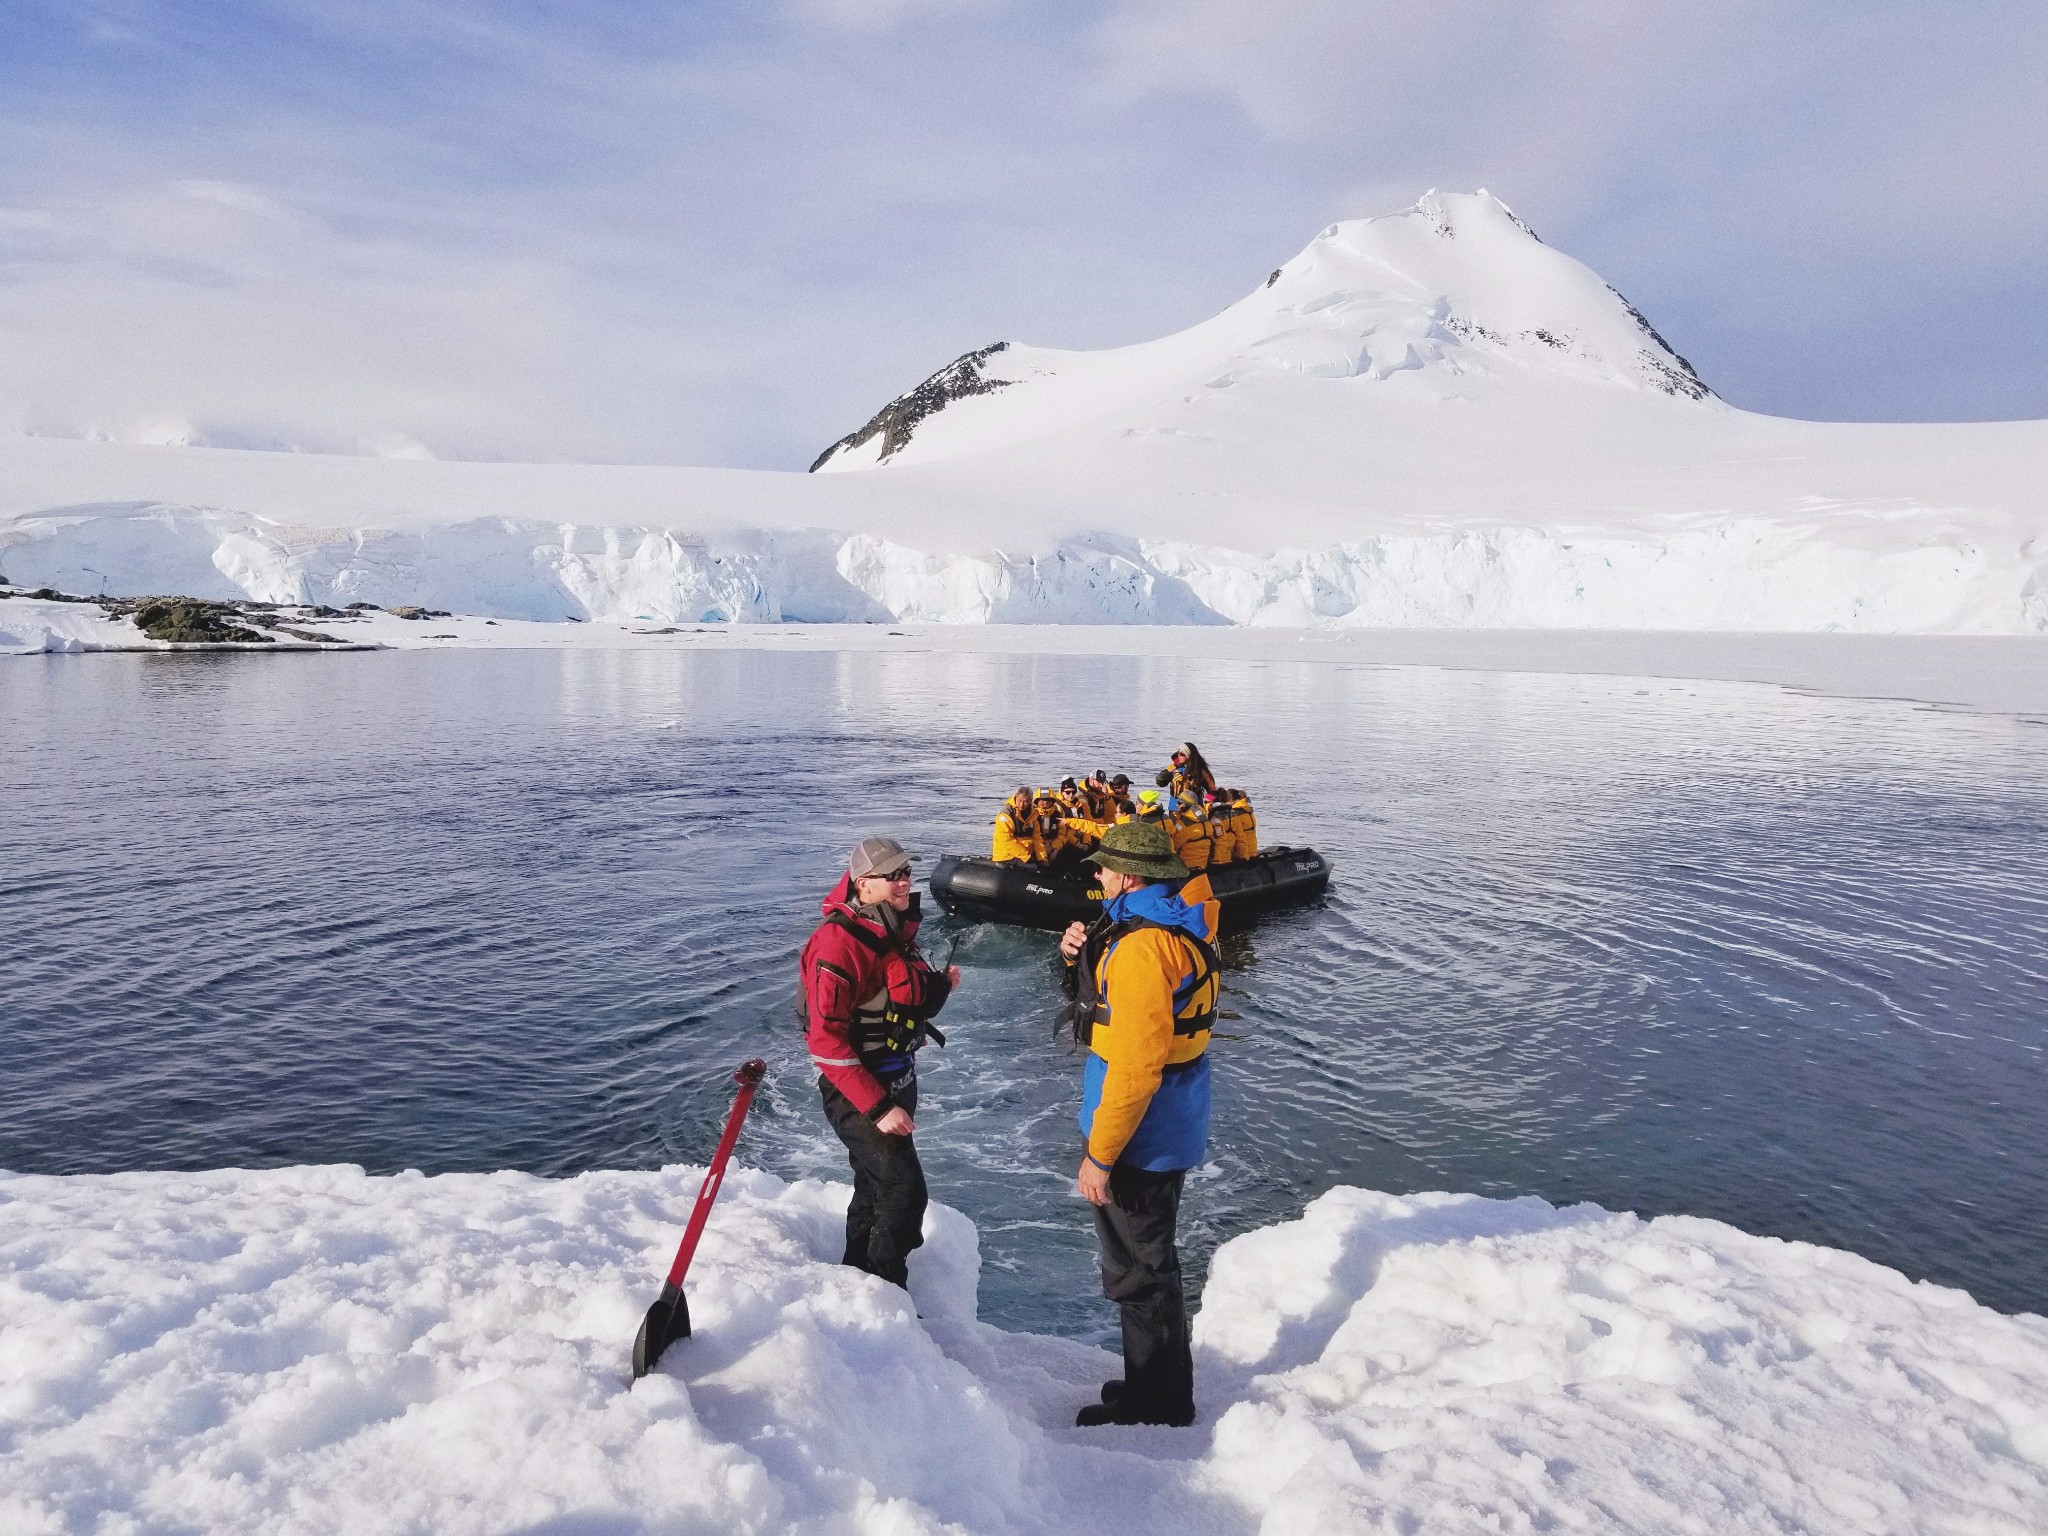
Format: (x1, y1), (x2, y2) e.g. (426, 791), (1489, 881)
(800, 836), (960, 1287)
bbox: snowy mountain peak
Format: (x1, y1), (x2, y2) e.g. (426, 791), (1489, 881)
(813, 190), (1712, 472)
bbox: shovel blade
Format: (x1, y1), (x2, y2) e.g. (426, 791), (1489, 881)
(631, 1283), (691, 1380)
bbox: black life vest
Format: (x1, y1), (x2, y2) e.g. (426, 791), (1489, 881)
(1061, 911), (1219, 1050)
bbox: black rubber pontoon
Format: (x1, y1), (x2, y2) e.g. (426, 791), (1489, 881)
(929, 847), (1330, 932)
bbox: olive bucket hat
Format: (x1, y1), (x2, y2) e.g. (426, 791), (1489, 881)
(1087, 820), (1189, 880)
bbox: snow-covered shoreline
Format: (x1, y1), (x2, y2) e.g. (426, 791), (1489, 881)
(9, 587), (2048, 720)
(3, 493), (2042, 636)
(3, 1163), (2043, 1534)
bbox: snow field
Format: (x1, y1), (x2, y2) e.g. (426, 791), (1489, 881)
(2, 1167), (2043, 1535)
(1200, 1189), (2048, 1532)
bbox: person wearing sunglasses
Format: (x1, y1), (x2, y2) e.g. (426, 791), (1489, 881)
(799, 836), (961, 1288)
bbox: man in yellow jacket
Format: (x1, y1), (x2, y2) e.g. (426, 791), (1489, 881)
(991, 787), (1036, 862)
(1057, 821), (1219, 1427)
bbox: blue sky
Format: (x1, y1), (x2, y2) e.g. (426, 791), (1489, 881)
(1, 0), (2042, 467)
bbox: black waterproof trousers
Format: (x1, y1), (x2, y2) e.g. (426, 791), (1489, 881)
(819, 1071), (927, 1287)
(1094, 1163), (1194, 1425)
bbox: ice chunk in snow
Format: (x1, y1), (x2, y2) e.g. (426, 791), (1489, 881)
(1, 1167), (2044, 1534)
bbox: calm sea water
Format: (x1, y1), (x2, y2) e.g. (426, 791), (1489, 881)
(4, 645), (2046, 1338)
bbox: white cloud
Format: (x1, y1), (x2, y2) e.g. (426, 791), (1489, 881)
(0, 0), (2042, 466)
(1090, 0), (2048, 262)
(0, 181), (661, 460)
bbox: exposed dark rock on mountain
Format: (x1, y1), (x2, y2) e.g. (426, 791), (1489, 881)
(810, 342), (1013, 471)
(1606, 286), (1711, 400)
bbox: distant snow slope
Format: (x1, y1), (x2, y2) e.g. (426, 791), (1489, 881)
(812, 189), (1711, 473)
(3, 191), (2044, 632)
(3, 1167), (2044, 1535)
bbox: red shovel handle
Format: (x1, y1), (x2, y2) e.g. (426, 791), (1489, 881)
(662, 1058), (767, 1289)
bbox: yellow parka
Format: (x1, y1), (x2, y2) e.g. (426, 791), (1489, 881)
(1031, 801), (1109, 861)
(991, 806), (1035, 862)
(1230, 794), (1258, 861)
(1205, 801), (1238, 866)
(1079, 874), (1220, 1169)
(1169, 805), (1214, 871)
(1056, 814), (1111, 855)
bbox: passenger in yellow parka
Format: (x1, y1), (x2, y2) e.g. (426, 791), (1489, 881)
(991, 787), (1036, 862)
(1225, 788), (1257, 861)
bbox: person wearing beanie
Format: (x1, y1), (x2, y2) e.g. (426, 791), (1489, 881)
(991, 786), (1036, 862)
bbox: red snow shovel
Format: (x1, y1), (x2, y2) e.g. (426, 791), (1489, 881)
(632, 1058), (767, 1379)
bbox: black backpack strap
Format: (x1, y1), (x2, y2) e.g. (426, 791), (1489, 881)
(1169, 930), (1221, 1035)
(1061, 912), (1120, 1047)
(822, 910), (894, 955)
(1078, 917), (1219, 1040)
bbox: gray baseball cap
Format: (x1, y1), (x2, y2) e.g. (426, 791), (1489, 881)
(849, 835), (916, 878)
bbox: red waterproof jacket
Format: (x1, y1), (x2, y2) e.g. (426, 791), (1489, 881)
(801, 873), (953, 1116)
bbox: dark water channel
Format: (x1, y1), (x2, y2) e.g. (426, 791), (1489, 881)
(4, 645), (2046, 1338)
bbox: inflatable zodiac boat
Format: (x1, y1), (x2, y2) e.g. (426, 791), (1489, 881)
(928, 847), (1330, 932)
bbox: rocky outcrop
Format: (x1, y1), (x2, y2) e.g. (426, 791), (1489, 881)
(1605, 285), (1712, 401)
(810, 342), (1013, 470)
(120, 598), (272, 644)
(2, 583), (365, 645)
